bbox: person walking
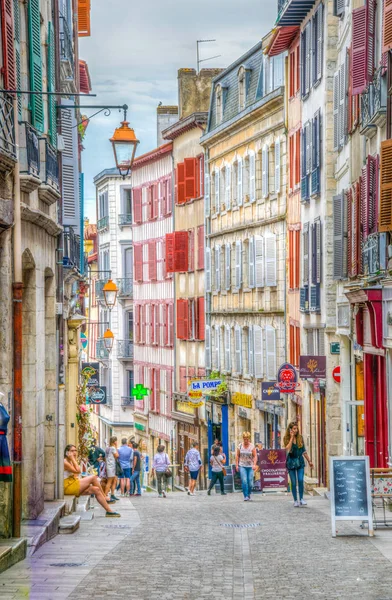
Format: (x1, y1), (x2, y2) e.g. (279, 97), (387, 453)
(207, 446), (227, 496)
(284, 421), (313, 507)
(184, 442), (203, 496)
(117, 437), (133, 496)
(235, 432), (257, 501)
(104, 436), (120, 502)
(152, 444), (170, 498)
(88, 439), (105, 476)
(130, 442), (142, 496)
(64, 445), (120, 517)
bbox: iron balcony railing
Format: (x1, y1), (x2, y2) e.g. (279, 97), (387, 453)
(45, 140), (59, 188)
(63, 225), (81, 270)
(97, 215), (109, 231)
(361, 68), (387, 133)
(117, 278), (133, 298)
(20, 122), (40, 178)
(59, 15), (74, 76)
(0, 92), (17, 166)
(117, 339), (133, 359)
(118, 213), (133, 226)
(121, 396), (135, 408)
(96, 339), (109, 360)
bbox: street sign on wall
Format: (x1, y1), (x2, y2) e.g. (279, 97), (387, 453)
(189, 379), (222, 393)
(258, 449), (288, 490)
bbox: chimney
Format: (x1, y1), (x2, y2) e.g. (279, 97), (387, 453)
(178, 68), (223, 119)
(157, 105), (179, 146)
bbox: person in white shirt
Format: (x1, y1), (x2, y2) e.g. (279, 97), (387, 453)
(184, 442), (203, 496)
(152, 444), (171, 498)
(207, 447), (227, 496)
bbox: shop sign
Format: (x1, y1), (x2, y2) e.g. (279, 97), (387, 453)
(330, 342), (340, 355)
(81, 362), (99, 387)
(256, 400), (284, 417)
(231, 392), (252, 408)
(176, 400), (196, 415)
(261, 382), (281, 401)
(299, 355), (326, 379)
(259, 449), (288, 490)
(238, 407), (250, 419)
(275, 363), (300, 394)
(80, 332), (88, 350)
(189, 379), (222, 393)
(135, 422), (146, 431)
(187, 389), (204, 408)
(88, 386), (106, 405)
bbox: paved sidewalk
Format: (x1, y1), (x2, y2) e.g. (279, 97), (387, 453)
(2, 492), (392, 599)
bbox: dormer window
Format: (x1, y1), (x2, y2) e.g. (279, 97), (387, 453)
(238, 66), (246, 111)
(216, 85), (223, 124)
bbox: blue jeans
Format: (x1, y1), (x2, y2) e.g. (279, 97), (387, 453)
(130, 470), (141, 494)
(239, 466), (254, 498)
(288, 468), (304, 501)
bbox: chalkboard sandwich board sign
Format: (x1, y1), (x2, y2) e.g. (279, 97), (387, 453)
(330, 456), (373, 537)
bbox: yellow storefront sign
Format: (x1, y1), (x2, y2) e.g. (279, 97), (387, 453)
(232, 392), (253, 409)
(176, 401), (196, 415)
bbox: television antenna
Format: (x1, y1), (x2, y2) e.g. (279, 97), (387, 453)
(197, 39), (221, 73)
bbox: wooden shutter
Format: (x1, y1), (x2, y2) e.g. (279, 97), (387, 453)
(47, 22), (57, 146)
(184, 158), (196, 200)
(205, 325), (211, 369)
(290, 324), (295, 364)
(235, 240), (242, 289)
(249, 153), (256, 201)
(135, 304), (141, 343)
(225, 243), (231, 290)
(305, 121), (311, 175)
(167, 175), (173, 215)
(333, 194), (345, 279)
(289, 230), (294, 289)
(1, 0), (16, 89)
(361, 163), (369, 242)
(179, 366), (187, 393)
(303, 222), (309, 285)
(262, 145), (269, 198)
(234, 325), (242, 374)
(383, 0), (392, 52)
(214, 326), (221, 370)
(237, 158), (243, 206)
(152, 183), (159, 219)
(205, 247), (211, 292)
(367, 0), (375, 83)
(176, 299), (189, 340)
(347, 48), (353, 133)
(198, 154), (204, 197)
(166, 232), (189, 272)
(351, 6), (368, 95)
(305, 21), (311, 95)
(214, 168), (220, 213)
(255, 235), (264, 287)
(61, 103), (80, 230)
(225, 165), (231, 209)
(264, 233), (277, 287)
(165, 233), (174, 273)
(168, 303), (174, 346)
(28, 0), (44, 132)
(353, 181), (361, 274)
(346, 189), (353, 278)
(315, 219), (322, 283)
(78, 0), (91, 36)
(274, 139), (281, 194)
(197, 297), (205, 340)
(197, 225), (204, 270)
(134, 244), (143, 282)
(248, 327), (254, 377)
(148, 241), (157, 281)
(205, 171), (210, 217)
(339, 64), (345, 148)
(224, 325), (231, 372)
(380, 140), (392, 231)
(133, 188), (142, 224)
(316, 4), (323, 82)
(254, 325), (263, 379)
(177, 163), (186, 204)
(188, 229), (195, 272)
(335, 0), (345, 16)
(13, 0), (21, 118)
(265, 326), (277, 380)
(249, 237), (255, 288)
(214, 245), (221, 291)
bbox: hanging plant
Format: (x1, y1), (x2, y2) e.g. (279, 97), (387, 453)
(76, 370), (95, 461)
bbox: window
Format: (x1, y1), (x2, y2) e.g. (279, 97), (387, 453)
(238, 67), (246, 111)
(289, 323), (300, 367)
(333, 62), (348, 152)
(263, 54), (284, 96)
(98, 190), (108, 218)
(312, 4), (323, 85)
(216, 85), (223, 124)
(262, 145), (269, 198)
(176, 298), (205, 341)
(306, 328), (325, 356)
(126, 370), (134, 397)
(121, 187), (132, 218)
(213, 168), (220, 214)
(351, 0), (375, 96)
(123, 246), (133, 281)
(125, 311), (133, 341)
(289, 44), (300, 98)
(301, 111), (321, 200)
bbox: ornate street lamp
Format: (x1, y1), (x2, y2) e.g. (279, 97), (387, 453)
(103, 328), (114, 352)
(102, 279), (118, 310)
(110, 120), (139, 178)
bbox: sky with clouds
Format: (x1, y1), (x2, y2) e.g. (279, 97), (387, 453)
(79, 0), (276, 220)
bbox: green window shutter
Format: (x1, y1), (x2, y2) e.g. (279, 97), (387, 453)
(47, 22), (56, 145)
(14, 0), (22, 119)
(28, 0), (44, 132)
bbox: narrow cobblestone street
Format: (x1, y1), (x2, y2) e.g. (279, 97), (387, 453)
(1, 491), (392, 600)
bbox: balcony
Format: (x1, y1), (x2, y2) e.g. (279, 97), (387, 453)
(59, 15), (74, 88)
(97, 215), (109, 232)
(121, 396), (135, 408)
(117, 278), (133, 298)
(117, 339), (133, 360)
(19, 122), (41, 193)
(96, 339), (109, 360)
(38, 138), (60, 205)
(360, 69), (387, 137)
(300, 287), (309, 313)
(119, 214), (132, 227)
(276, 0), (317, 26)
(0, 92), (17, 172)
(63, 225), (81, 270)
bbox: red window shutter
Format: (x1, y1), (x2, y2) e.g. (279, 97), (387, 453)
(161, 180), (167, 217)
(367, 0), (376, 83)
(347, 188), (353, 277)
(188, 229), (195, 272)
(147, 185), (153, 220)
(166, 176), (172, 215)
(197, 296), (205, 340)
(295, 230), (300, 288)
(380, 139), (392, 232)
(176, 299), (189, 340)
(165, 233), (175, 272)
(166, 370), (173, 413)
(134, 244), (143, 282)
(289, 230), (294, 290)
(179, 366), (187, 392)
(347, 47), (353, 133)
(177, 163), (186, 204)
(289, 325), (295, 364)
(351, 6), (368, 95)
(150, 368), (156, 411)
(383, 0), (392, 52)
(135, 304), (141, 342)
(197, 225), (204, 270)
(174, 231), (189, 272)
(152, 183), (159, 219)
(140, 305), (145, 344)
(168, 303), (174, 346)
(354, 180), (361, 274)
(133, 188), (142, 224)
(148, 240), (157, 281)
(155, 304), (160, 345)
(162, 303), (168, 346)
(184, 158), (197, 200)
(361, 163), (369, 242)
(1, 0), (16, 89)
(78, 0), (91, 36)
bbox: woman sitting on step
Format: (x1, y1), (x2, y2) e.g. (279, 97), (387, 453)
(63, 444), (120, 518)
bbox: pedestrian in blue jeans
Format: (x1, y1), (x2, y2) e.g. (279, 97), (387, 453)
(130, 442), (142, 496)
(235, 432), (257, 501)
(284, 421), (313, 508)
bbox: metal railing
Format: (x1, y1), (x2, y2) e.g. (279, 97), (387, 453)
(63, 225), (81, 270)
(0, 92), (16, 164)
(97, 215), (109, 231)
(45, 140), (59, 189)
(117, 278), (133, 298)
(20, 122), (40, 178)
(117, 339), (133, 359)
(118, 213), (133, 226)
(361, 68), (387, 131)
(96, 339), (109, 359)
(59, 15), (74, 76)
(121, 396), (135, 408)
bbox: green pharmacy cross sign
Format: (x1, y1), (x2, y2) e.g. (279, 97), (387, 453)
(131, 384), (150, 400)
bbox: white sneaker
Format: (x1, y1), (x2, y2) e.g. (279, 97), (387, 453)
(300, 499), (307, 506)
(294, 501), (300, 507)
(162, 491), (167, 498)
(120, 493), (125, 497)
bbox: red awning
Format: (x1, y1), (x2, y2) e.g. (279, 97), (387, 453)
(267, 26), (299, 56)
(79, 60), (92, 94)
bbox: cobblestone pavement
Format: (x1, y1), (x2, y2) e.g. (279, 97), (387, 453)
(2, 492), (392, 599)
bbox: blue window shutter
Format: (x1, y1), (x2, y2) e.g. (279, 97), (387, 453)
(61, 100), (80, 233)
(28, 0), (44, 132)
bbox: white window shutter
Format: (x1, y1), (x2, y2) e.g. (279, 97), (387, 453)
(262, 145), (269, 198)
(215, 168), (220, 213)
(333, 72), (339, 151)
(224, 325), (231, 372)
(214, 245), (220, 291)
(253, 325), (263, 378)
(265, 325), (277, 380)
(275, 138), (281, 194)
(225, 243), (231, 290)
(316, 4), (323, 82)
(235, 240), (242, 289)
(249, 153), (256, 202)
(205, 247), (211, 292)
(225, 165), (231, 210)
(237, 158), (243, 206)
(305, 22), (311, 95)
(264, 233), (277, 287)
(249, 236), (255, 288)
(255, 235), (264, 287)
(339, 63), (345, 148)
(205, 172), (210, 217)
(205, 325), (211, 369)
(214, 326), (221, 370)
(234, 325), (242, 374)
(248, 327), (254, 376)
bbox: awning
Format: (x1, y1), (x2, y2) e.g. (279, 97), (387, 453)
(276, 0), (317, 26)
(267, 26), (299, 56)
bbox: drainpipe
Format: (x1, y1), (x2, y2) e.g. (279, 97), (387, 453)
(12, 97), (22, 538)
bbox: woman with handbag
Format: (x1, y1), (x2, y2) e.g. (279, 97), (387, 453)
(152, 445), (171, 498)
(104, 436), (120, 502)
(207, 447), (227, 496)
(235, 432), (258, 501)
(284, 421), (313, 507)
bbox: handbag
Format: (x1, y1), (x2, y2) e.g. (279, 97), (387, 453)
(286, 456), (301, 470)
(115, 460), (124, 477)
(214, 455), (226, 476)
(164, 454), (172, 477)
